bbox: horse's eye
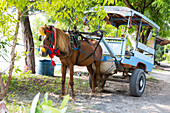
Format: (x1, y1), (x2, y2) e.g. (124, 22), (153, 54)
(39, 35), (42, 41)
(47, 37), (50, 41)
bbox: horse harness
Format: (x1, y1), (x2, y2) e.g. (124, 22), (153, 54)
(68, 30), (104, 65)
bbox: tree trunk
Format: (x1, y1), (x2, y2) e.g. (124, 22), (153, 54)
(143, 28), (151, 44)
(21, 8), (35, 74)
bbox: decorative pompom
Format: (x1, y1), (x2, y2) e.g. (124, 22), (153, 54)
(41, 47), (45, 53)
(51, 60), (56, 67)
(49, 54), (54, 59)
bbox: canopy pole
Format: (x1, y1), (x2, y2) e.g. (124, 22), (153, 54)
(154, 31), (157, 49)
(126, 16), (130, 35)
(116, 28), (118, 37)
(136, 20), (142, 48)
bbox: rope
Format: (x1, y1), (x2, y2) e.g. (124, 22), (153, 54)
(1, 65), (10, 74)
(0, 60), (10, 74)
(0, 43), (38, 73)
(16, 43), (38, 49)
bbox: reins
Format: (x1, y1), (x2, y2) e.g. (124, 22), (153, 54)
(67, 30), (106, 64)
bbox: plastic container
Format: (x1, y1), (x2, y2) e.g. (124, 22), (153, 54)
(37, 60), (54, 76)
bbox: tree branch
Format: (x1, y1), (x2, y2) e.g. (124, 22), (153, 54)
(0, 72), (5, 96)
(145, 0), (154, 9)
(123, 0), (135, 10)
(20, 8), (30, 18)
(141, 0), (146, 14)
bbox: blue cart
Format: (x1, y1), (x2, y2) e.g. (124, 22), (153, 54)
(86, 6), (160, 97)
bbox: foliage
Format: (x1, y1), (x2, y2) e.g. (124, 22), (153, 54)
(156, 44), (170, 61)
(0, 0), (37, 61)
(29, 92), (70, 113)
(121, 0), (170, 39)
(35, 0), (118, 31)
(155, 44), (164, 62)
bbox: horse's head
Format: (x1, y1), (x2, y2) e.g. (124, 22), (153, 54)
(39, 24), (71, 58)
(38, 24), (54, 57)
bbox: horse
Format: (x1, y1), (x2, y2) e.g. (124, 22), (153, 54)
(39, 24), (102, 99)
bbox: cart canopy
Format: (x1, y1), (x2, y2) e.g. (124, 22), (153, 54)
(85, 6), (160, 31)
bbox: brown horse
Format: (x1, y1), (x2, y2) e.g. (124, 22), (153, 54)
(39, 24), (102, 99)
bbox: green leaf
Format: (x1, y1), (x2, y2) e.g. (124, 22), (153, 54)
(30, 92), (40, 113)
(47, 100), (53, 106)
(59, 94), (70, 110)
(103, 0), (107, 5)
(44, 92), (48, 101)
(42, 105), (60, 113)
(60, 107), (68, 113)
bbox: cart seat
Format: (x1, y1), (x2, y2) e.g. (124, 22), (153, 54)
(125, 51), (134, 59)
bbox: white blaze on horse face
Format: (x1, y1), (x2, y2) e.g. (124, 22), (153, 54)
(39, 45), (48, 57)
(39, 45), (43, 56)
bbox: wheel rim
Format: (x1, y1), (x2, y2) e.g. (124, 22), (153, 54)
(138, 74), (145, 91)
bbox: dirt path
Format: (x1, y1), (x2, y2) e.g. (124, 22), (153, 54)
(67, 63), (170, 113)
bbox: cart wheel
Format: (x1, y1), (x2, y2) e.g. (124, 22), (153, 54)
(89, 74), (107, 89)
(130, 69), (146, 97)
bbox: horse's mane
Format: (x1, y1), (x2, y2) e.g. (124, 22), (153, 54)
(55, 28), (70, 54)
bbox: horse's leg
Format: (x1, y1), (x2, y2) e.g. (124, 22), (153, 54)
(68, 64), (75, 99)
(60, 63), (67, 97)
(95, 61), (101, 93)
(86, 64), (95, 94)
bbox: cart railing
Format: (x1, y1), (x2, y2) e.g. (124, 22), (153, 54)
(136, 42), (155, 55)
(85, 35), (127, 62)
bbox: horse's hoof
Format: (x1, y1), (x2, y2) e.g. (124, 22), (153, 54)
(89, 93), (95, 99)
(71, 97), (76, 101)
(97, 90), (101, 93)
(97, 93), (101, 96)
(59, 94), (65, 99)
(90, 92), (95, 96)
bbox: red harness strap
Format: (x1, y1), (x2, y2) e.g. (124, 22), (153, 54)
(45, 29), (60, 67)
(45, 30), (55, 43)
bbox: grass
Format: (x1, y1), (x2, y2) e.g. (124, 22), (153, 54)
(2, 71), (89, 113)
(152, 68), (167, 72)
(146, 76), (159, 82)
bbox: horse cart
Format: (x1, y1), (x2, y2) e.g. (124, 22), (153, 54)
(83, 6), (160, 97)
(39, 6), (160, 98)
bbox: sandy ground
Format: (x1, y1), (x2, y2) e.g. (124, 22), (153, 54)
(66, 62), (170, 113)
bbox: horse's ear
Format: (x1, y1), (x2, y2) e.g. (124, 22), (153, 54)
(49, 26), (53, 31)
(45, 24), (48, 28)
(39, 27), (45, 35)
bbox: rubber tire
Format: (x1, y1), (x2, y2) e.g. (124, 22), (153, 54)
(89, 74), (106, 89)
(130, 69), (146, 97)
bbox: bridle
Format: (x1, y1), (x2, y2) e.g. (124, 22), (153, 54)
(39, 28), (60, 67)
